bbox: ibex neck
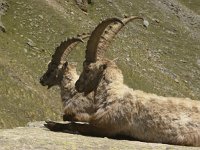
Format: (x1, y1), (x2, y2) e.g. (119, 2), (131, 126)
(60, 72), (79, 102)
(94, 66), (125, 105)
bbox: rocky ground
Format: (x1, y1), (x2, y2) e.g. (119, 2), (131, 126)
(0, 121), (199, 150)
(0, 0), (200, 129)
(0, 0), (8, 32)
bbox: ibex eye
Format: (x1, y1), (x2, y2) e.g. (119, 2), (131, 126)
(46, 72), (51, 77)
(85, 69), (90, 73)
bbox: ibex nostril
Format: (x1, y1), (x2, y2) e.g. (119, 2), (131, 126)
(75, 80), (79, 87)
(39, 77), (44, 84)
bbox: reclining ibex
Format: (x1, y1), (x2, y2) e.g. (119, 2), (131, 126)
(40, 33), (96, 122)
(45, 16), (200, 146)
(74, 18), (200, 146)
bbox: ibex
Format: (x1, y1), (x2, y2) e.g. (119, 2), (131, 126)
(45, 16), (200, 146)
(40, 33), (96, 122)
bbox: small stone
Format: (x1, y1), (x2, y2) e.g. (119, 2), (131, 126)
(78, 17), (82, 21)
(149, 68), (155, 72)
(24, 48), (28, 53)
(33, 47), (39, 50)
(142, 69), (147, 72)
(126, 57), (130, 62)
(175, 79), (179, 83)
(38, 15), (43, 19)
(153, 18), (160, 23)
(180, 60), (187, 63)
(197, 59), (200, 67)
(0, 24), (5, 32)
(27, 39), (36, 47)
(143, 20), (149, 28)
(0, 19), (6, 32)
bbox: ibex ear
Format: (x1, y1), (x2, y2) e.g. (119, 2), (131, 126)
(100, 64), (107, 71)
(83, 61), (90, 67)
(63, 62), (68, 68)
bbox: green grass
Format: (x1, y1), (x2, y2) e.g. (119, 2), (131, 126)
(0, 0), (200, 128)
(178, 0), (200, 14)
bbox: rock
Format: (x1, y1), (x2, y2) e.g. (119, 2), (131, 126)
(23, 48), (28, 53)
(38, 14), (43, 19)
(75, 0), (88, 12)
(175, 78), (179, 83)
(27, 39), (36, 47)
(143, 20), (149, 28)
(0, 20), (5, 32)
(153, 18), (160, 23)
(180, 60), (187, 63)
(0, 0), (9, 32)
(0, 121), (198, 150)
(197, 59), (200, 67)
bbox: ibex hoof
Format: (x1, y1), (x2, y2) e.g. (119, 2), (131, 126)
(44, 121), (64, 131)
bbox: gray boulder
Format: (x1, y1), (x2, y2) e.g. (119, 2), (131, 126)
(0, 121), (199, 150)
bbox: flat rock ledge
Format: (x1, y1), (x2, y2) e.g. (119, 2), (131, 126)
(0, 121), (199, 150)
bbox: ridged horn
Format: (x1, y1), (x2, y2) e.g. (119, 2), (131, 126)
(96, 16), (145, 58)
(51, 33), (90, 65)
(85, 18), (124, 63)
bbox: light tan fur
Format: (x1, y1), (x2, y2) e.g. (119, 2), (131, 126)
(75, 59), (200, 146)
(61, 64), (95, 122)
(43, 16), (200, 146)
(40, 62), (95, 122)
(40, 34), (94, 122)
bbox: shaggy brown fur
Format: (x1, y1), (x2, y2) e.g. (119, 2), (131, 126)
(44, 16), (200, 146)
(74, 59), (200, 146)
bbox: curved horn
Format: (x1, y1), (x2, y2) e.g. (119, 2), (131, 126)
(85, 18), (124, 63)
(96, 16), (146, 58)
(51, 33), (90, 65)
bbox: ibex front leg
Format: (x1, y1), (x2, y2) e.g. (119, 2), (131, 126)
(44, 121), (114, 137)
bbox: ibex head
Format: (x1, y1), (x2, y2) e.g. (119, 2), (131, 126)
(75, 16), (148, 94)
(40, 33), (89, 89)
(75, 60), (107, 93)
(40, 61), (64, 89)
